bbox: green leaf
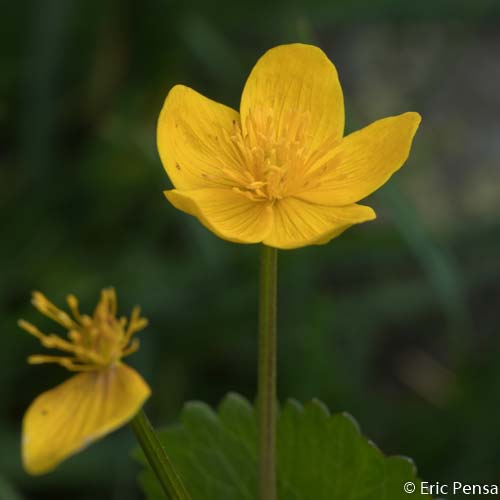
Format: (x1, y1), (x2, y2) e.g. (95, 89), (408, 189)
(136, 393), (428, 500)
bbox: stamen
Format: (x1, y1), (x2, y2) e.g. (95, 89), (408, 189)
(107, 288), (117, 316)
(28, 355), (99, 372)
(123, 306), (148, 346)
(31, 292), (76, 330)
(217, 107), (338, 201)
(121, 339), (140, 358)
(19, 320), (81, 354)
(20, 288), (148, 373)
(197, 106), (341, 201)
(66, 294), (83, 323)
(28, 354), (77, 365)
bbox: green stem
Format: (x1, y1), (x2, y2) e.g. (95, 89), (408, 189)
(130, 409), (192, 500)
(258, 244), (278, 500)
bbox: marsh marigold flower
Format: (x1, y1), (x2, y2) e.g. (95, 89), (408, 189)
(157, 43), (421, 249)
(18, 289), (150, 475)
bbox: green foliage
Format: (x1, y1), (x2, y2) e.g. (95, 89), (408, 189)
(136, 393), (427, 499)
(0, 476), (25, 500)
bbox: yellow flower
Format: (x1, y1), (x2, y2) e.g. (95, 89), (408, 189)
(157, 43), (421, 249)
(18, 288), (151, 475)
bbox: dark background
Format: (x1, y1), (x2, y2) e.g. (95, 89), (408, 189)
(1, 0), (500, 498)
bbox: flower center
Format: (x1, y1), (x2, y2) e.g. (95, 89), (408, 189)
(213, 107), (341, 202)
(19, 289), (147, 372)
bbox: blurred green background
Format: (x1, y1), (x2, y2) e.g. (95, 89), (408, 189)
(1, 0), (500, 498)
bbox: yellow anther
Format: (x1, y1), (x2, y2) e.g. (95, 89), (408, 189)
(19, 288), (148, 372)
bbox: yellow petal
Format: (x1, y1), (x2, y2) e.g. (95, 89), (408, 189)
(157, 85), (240, 190)
(165, 188), (273, 244)
(240, 44), (344, 153)
(298, 112), (421, 206)
(22, 363), (150, 475)
(263, 197), (375, 250)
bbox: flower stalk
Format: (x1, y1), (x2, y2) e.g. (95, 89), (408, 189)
(258, 245), (278, 500)
(131, 409), (192, 500)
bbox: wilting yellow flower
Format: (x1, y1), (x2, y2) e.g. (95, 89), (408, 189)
(18, 288), (150, 475)
(157, 43), (421, 249)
